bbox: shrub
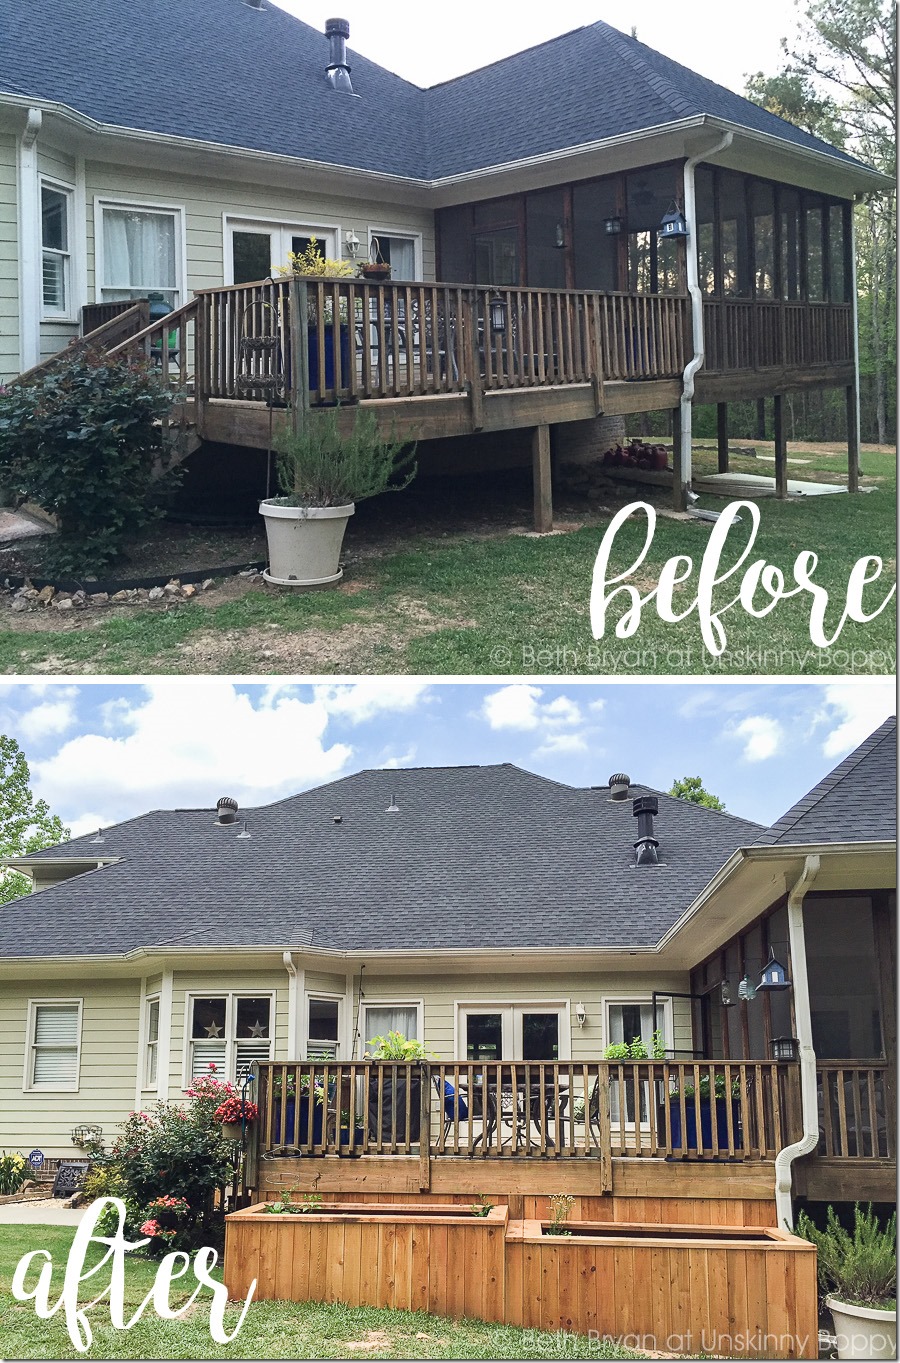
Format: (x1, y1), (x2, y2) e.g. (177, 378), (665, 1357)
(273, 406), (416, 507)
(796, 1203), (896, 1309)
(138, 1196), (193, 1256)
(364, 1031), (432, 1060)
(0, 347), (179, 574)
(0, 1151), (28, 1196)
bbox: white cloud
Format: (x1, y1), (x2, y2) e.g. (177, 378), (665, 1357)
(380, 749), (417, 769)
(17, 698), (79, 743)
(480, 684), (545, 731)
(312, 681), (431, 724)
(534, 732), (589, 757)
(32, 684), (354, 828)
(816, 684), (896, 759)
(543, 696), (583, 727)
(732, 716), (784, 763)
(587, 699), (607, 714)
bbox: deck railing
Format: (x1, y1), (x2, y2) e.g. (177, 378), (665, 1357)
(251, 1059), (801, 1166)
(703, 298), (853, 372)
(816, 1062), (894, 1160)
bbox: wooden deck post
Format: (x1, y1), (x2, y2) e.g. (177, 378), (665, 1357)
(846, 383), (860, 493)
(289, 279), (310, 436)
(773, 394), (788, 499)
(419, 1063), (432, 1192)
(532, 423), (553, 532)
(755, 396), (767, 441)
(671, 407), (686, 512)
(194, 295), (208, 442)
(716, 402), (729, 473)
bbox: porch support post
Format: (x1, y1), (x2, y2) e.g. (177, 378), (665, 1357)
(755, 397), (766, 442)
(872, 893), (896, 1151)
(532, 423), (553, 532)
(773, 394), (788, 499)
(846, 385), (860, 493)
(671, 407), (686, 511)
(716, 402), (729, 473)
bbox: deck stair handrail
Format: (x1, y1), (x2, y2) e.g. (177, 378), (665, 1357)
(250, 1059), (801, 1170)
(10, 300), (152, 389)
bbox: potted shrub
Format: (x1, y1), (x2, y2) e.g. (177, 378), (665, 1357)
(261, 406), (415, 587)
(604, 1031), (665, 1128)
(365, 1032), (431, 1145)
(663, 1071), (743, 1154)
(797, 1203), (896, 1360)
(277, 239), (355, 390)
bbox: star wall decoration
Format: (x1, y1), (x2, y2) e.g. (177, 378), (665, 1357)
(204, 1020), (223, 1038)
(248, 1020), (266, 1037)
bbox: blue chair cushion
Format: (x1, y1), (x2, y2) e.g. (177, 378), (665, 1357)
(443, 1079), (468, 1120)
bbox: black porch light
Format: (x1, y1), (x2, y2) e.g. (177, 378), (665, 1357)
(604, 216), (623, 235)
(658, 201), (688, 239)
(489, 290), (508, 334)
(757, 947), (791, 992)
(771, 1036), (799, 1062)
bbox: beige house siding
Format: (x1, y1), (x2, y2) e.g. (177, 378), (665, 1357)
(0, 133), (19, 377)
(0, 978), (141, 1157)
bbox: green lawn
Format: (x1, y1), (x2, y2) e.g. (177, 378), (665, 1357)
(0, 1225), (638, 1359)
(0, 447), (893, 675)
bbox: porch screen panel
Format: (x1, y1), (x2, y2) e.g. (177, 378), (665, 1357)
(573, 180), (619, 292)
(806, 203), (825, 300)
(750, 181), (775, 298)
(828, 204), (848, 302)
(526, 188), (567, 289)
(102, 207), (177, 306)
(780, 188), (801, 300)
(694, 167), (716, 294)
(436, 205), (474, 284)
(805, 896), (881, 1058)
(626, 165), (680, 294)
(32, 1003), (79, 1086)
(718, 172), (750, 297)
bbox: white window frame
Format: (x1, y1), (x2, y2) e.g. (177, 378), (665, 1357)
(358, 999), (424, 1057)
(95, 197), (186, 308)
(223, 215), (342, 284)
(454, 1001), (572, 1062)
(40, 177), (75, 321)
(143, 994), (161, 1091)
(367, 227), (423, 280)
(304, 991), (344, 1061)
(24, 998), (83, 1092)
(601, 994), (674, 1131)
(182, 990), (276, 1088)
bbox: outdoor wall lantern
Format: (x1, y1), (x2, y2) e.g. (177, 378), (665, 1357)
(720, 980), (735, 1008)
(658, 202), (688, 238)
(757, 948), (791, 992)
(771, 1036), (800, 1062)
(489, 291), (508, 334)
(604, 216), (623, 235)
(555, 223), (566, 248)
(344, 230), (361, 258)
(737, 975), (757, 1002)
(575, 1002), (587, 1027)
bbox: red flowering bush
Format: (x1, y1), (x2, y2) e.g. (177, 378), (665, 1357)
(213, 1096), (258, 1125)
(139, 1196), (192, 1255)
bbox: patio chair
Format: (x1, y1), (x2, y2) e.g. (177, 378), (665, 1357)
(432, 1076), (468, 1141)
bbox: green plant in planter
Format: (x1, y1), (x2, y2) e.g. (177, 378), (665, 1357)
(545, 1193), (575, 1237)
(796, 1203), (896, 1310)
(365, 1031), (433, 1061)
(668, 1073), (743, 1100)
(273, 406), (416, 509)
(604, 1029), (666, 1061)
(470, 1194), (495, 1218)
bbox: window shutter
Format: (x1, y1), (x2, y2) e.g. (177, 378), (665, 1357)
(235, 1040), (271, 1079)
(191, 1040), (227, 1078)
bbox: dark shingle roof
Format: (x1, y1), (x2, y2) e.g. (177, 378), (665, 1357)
(5, 765), (764, 958)
(754, 717), (897, 846)
(0, 2), (867, 180)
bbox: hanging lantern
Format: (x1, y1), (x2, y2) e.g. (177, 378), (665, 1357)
(658, 202), (688, 239)
(489, 291), (508, 334)
(720, 980), (735, 1008)
(604, 216), (623, 235)
(737, 975), (757, 1002)
(758, 948), (791, 992)
(771, 1036), (799, 1062)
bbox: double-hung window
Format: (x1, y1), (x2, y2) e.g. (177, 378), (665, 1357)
(359, 1002), (421, 1054)
(368, 232), (420, 280)
(41, 182), (73, 317)
(144, 996), (160, 1089)
(99, 202), (180, 307)
(26, 1000), (82, 1090)
(187, 994), (273, 1083)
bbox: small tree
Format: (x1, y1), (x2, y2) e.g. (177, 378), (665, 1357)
(0, 735), (69, 904)
(668, 776), (727, 812)
(0, 348), (179, 574)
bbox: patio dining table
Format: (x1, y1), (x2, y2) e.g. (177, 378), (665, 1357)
(457, 1071), (570, 1149)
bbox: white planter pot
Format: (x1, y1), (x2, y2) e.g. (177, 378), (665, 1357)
(826, 1296), (897, 1360)
(259, 499), (354, 587)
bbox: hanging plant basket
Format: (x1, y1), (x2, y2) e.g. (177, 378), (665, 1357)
(360, 262), (391, 281)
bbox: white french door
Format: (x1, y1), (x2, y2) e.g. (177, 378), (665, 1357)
(225, 219), (339, 285)
(604, 998), (672, 1128)
(456, 1004), (569, 1062)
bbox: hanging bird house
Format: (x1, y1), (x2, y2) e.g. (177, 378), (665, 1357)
(757, 948), (791, 992)
(658, 202), (688, 238)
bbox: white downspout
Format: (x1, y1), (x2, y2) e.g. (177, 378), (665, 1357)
(849, 198), (862, 488)
(774, 853), (821, 1229)
(282, 950), (305, 1059)
(17, 107), (42, 373)
(679, 129), (733, 504)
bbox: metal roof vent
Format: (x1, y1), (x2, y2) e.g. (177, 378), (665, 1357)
(325, 18), (354, 94)
(632, 795), (659, 866)
(241, 0), (264, 9)
(608, 773), (630, 801)
(216, 796), (239, 825)
(386, 793), (400, 813)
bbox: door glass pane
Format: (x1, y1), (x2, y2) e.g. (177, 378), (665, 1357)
(466, 1013), (503, 1060)
(308, 998), (339, 1059)
(41, 187), (67, 250)
(474, 230), (518, 286)
(377, 236), (416, 279)
(232, 230), (272, 284)
(522, 1013), (559, 1060)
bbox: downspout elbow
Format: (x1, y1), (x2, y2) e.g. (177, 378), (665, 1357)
(282, 950), (297, 978)
(773, 854), (821, 1228)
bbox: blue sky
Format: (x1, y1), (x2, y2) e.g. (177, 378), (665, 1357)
(0, 681), (892, 839)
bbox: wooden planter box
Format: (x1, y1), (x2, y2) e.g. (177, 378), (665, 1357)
(505, 1220), (818, 1359)
(224, 1201), (507, 1319)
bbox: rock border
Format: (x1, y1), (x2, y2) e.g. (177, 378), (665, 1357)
(3, 561), (268, 614)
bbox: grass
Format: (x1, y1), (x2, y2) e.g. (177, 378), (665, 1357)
(0, 1225), (639, 1359)
(0, 446), (892, 675)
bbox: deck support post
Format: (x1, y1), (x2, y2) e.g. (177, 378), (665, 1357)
(773, 394), (788, 499)
(532, 423), (553, 532)
(289, 279), (310, 437)
(716, 403), (729, 472)
(671, 407), (686, 511)
(846, 384), (860, 493)
(755, 397), (766, 441)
